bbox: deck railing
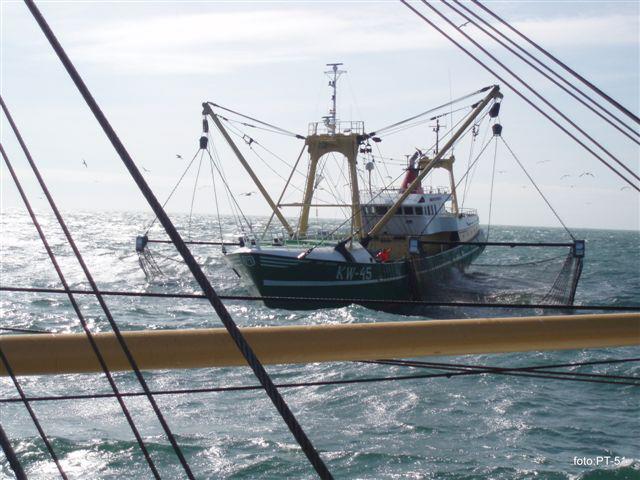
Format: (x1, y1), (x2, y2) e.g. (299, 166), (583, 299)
(308, 120), (365, 136)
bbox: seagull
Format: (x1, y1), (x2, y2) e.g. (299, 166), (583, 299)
(141, 166), (151, 173)
(536, 160), (550, 164)
(240, 191), (256, 196)
(560, 174), (571, 180)
(82, 159), (87, 168)
(458, 21), (470, 28)
(570, 185), (576, 188)
(620, 186), (631, 191)
(176, 154), (183, 159)
(497, 170), (507, 174)
(579, 172), (595, 178)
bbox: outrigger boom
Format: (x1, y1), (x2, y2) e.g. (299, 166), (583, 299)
(363, 85), (502, 242)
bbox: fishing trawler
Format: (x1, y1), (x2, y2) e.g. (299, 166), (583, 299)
(213, 66), (500, 309)
(135, 64), (585, 311)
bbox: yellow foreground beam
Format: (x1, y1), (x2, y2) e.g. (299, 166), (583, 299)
(1, 313), (638, 376)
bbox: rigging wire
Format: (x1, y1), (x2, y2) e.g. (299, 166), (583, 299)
(420, 0), (640, 186)
(418, 126), (495, 236)
(208, 150), (226, 251)
(378, 104), (476, 138)
(0, 422), (27, 480)
(207, 147), (253, 236)
(187, 150), (205, 241)
(144, 147), (201, 234)
(470, 0), (640, 125)
(486, 138), (498, 239)
(206, 132), (247, 234)
(460, 121), (479, 208)
(24, 1), (333, 475)
(301, 104), (487, 254)
(462, 114), (492, 209)
(501, 136), (575, 241)
(370, 86), (493, 135)
(3, 285), (638, 311)
(0, 141), (152, 480)
(220, 116), (300, 138)
(1, 357), (637, 408)
(399, 0), (639, 192)
(206, 102), (306, 139)
(0, 345), (67, 479)
(361, 358), (640, 385)
(450, 0), (640, 143)
(262, 143), (307, 238)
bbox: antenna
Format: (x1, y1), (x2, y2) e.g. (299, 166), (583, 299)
(324, 62), (346, 135)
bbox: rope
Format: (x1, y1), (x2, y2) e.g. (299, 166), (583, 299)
(24, 2), (333, 476)
(187, 150), (205, 241)
(262, 143), (307, 238)
(0, 358), (637, 408)
(418, 130), (494, 236)
(144, 147), (201, 234)
(205, 146), (255, 237)
(362, 358), (640, 385)
(399, 0), (639, 192)
(420, 0), (640, 186)
(208, 149), (225, 252)
(444, 0), (640, 144)
(486, 137), (498, 239)
(371, 86), (492, 135)
(501, 136), (575, 241)
(206, 101), (306, 139)
(472, 252), (568, 267)
(0, 422), (26, 480)
(1, 103), (161, 479)
(470, 0), (640, 126)
(0, 326), (50, 334)
(0, 345), (67, 479)
(2, 286), (639, 311)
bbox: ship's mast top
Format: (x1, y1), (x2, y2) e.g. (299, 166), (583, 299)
(323, 62), (346, 135)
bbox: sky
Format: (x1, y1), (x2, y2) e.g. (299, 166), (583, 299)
(1, 0), (638, 232)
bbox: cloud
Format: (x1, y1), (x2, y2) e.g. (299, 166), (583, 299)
(61, 6), (638, 75)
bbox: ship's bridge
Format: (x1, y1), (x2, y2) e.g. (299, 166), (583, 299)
(360, 188), (478, 237)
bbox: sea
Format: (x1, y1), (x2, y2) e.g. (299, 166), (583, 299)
(0, 210), (638, 479)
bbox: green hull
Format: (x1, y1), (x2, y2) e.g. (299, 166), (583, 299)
(225, 232), (485, 311)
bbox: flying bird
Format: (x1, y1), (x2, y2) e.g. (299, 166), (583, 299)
(620, 186), (631, 191)
(141, 166), (151, 173)
(82, 159), (87, 168)
(536, 160), (550, 164)
(497, 170), (507, 174)
(240, 191), (256, 196)
(458, 21), (470, 28)
(579, 172), (594, 178)
(560, 174), (571, 180)
(176, 154), (183, 159)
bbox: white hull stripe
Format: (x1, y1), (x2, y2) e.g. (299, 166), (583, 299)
(263, 275), (406, 287)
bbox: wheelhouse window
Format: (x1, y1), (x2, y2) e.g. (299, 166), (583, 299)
(415, 206), (424, 215)
(374, 206), (388, 215)
(402, 206), (414, 215)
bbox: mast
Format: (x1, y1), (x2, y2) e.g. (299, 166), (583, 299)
(203, 103), (295, 237)
(363, 85), (501, 242)
(299, 64), (364, 239)
(324, 63), (345, 135)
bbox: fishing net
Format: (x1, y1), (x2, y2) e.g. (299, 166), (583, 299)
(456, 242), (585, 306)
